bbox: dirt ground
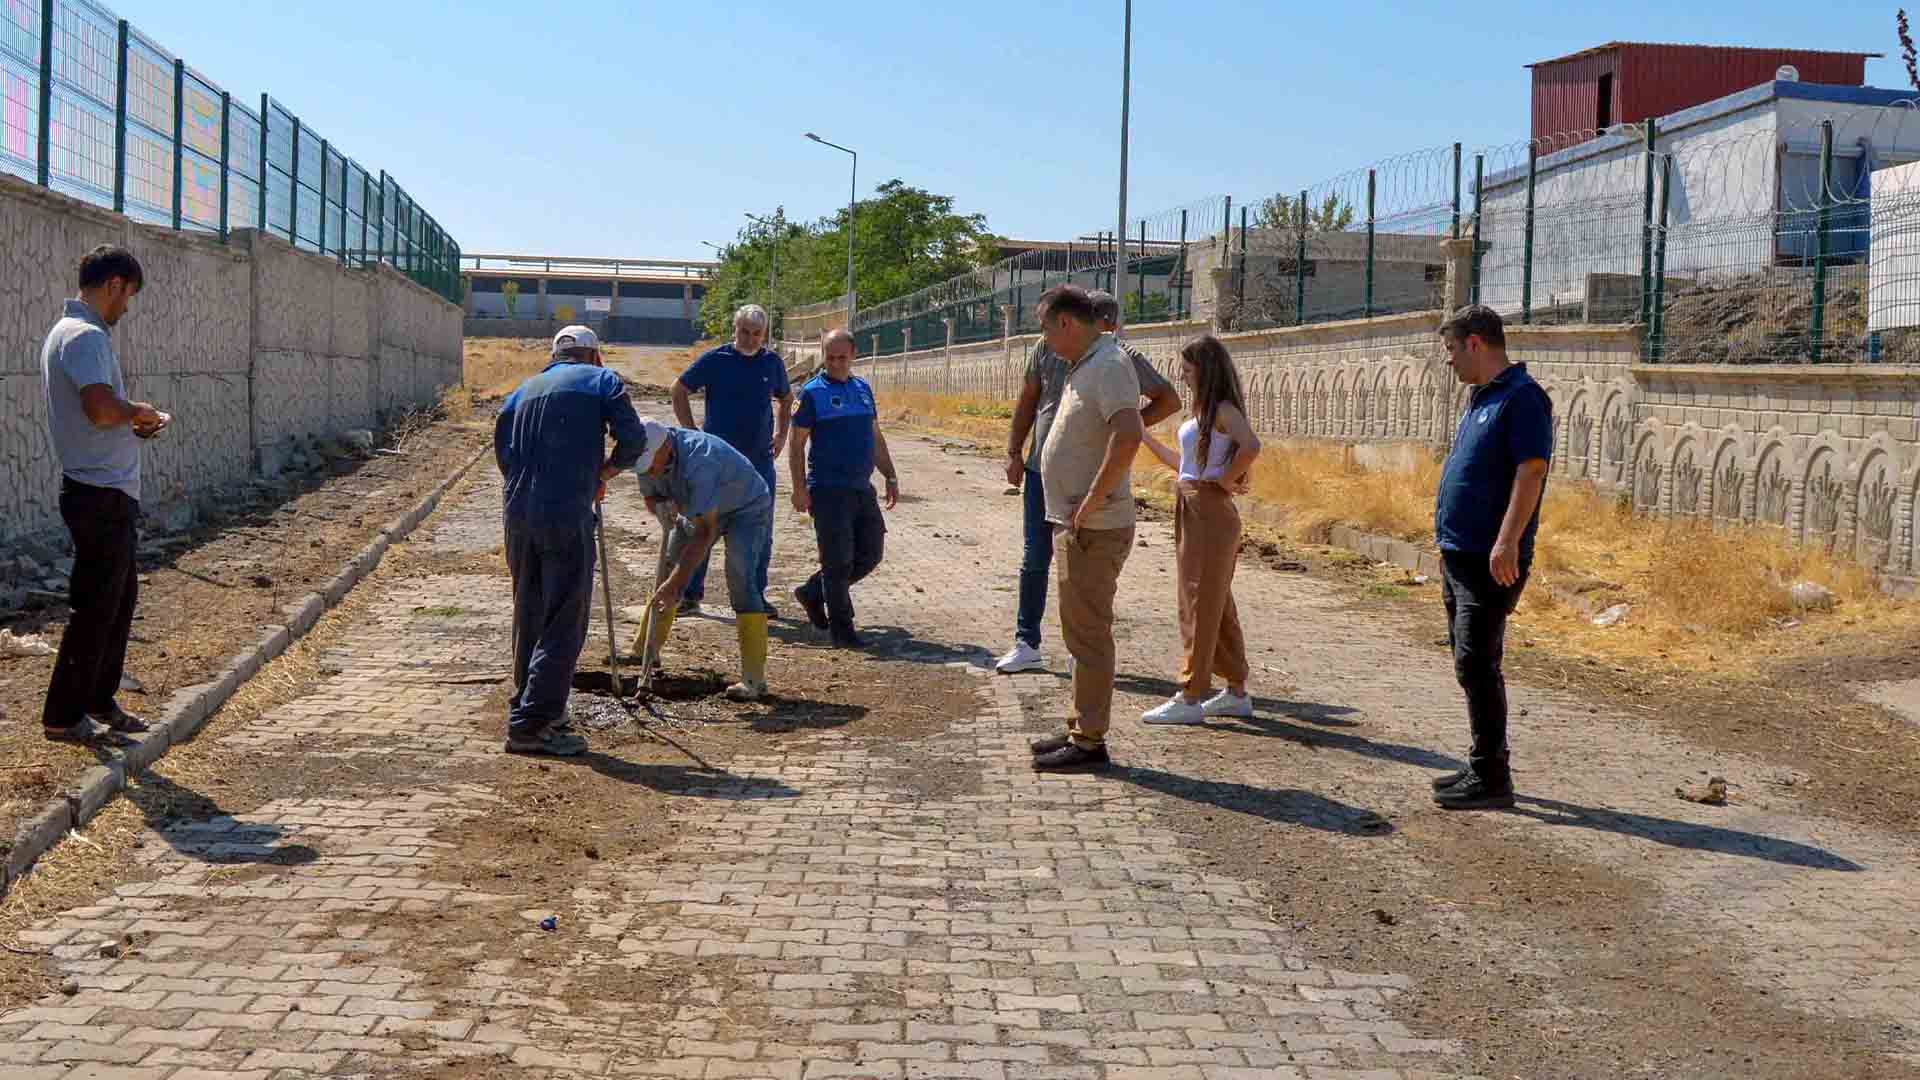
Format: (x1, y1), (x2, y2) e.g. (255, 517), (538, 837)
(9, 361), (1920, 1076)
(0, 388), (982, 1032)
(0, 414), (493, 844)
(906, 416), (1920, 847)
(1264, 519), (1920, 841)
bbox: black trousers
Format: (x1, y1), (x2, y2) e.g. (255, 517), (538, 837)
(504, 515), (596, 737)
(44, 479), (140, 728)
(1440, 550), (1529, 785)
(798, 485), (886, 634)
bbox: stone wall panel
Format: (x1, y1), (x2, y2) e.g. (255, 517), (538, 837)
(0, 179), (460, 548)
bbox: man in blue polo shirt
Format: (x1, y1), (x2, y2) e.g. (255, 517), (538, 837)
(495, 325), (647, 756)
(671, 304), (791, 617)
(788, 329), (900, 647)
(1429, 305), (1552, 810)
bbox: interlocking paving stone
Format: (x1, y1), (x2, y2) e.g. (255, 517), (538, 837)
(8, 431), (1910, 1076)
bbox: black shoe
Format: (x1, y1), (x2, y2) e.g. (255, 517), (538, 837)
(1029, 733), (1072, 755)
(1430, 768), (1468, 791)
(1032, 742), (1110, 771)
(795, 587), (828, 630)
(676, 597), (702, 616)
(89, 704), (151, 733)
(831, 629), (867, 649)
(42, 718), (131, 747)
(1433, 773), (1515, 810)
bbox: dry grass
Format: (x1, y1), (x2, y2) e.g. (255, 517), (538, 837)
(886, 390), (1017, 447)
(462, 338), (554, 399)
(460, 339), (709, 403)
(879, 390), (1920, 676)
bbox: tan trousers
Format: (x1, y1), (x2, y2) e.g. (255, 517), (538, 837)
(1056, 524), (1134, 748)
(1175, 483), (1250, 698)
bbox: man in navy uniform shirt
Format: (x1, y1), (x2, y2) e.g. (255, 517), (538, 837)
(671, 304), (792, 617)
(788, 329), (899, 647)
(495, 325), (647, 756)
(1429, 305), (1551, 810)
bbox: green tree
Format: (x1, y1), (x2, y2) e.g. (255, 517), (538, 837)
(1256, 191), (1357, 233)
(502, 280), (521, 318)
(1123, 290), (1172, 322)
(700, 182), (998, 338)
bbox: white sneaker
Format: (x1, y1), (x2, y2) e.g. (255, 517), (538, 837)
(1141, 697), (1205, 725)
(995, 642), (1046, 674)
(724, 679), (767, 702)
(1200, 689), (1254, 718)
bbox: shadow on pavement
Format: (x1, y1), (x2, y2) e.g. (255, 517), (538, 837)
(768, 621), (994, 669)
(1510, 796), (1864, 870)
(123, 766), (319, 867)
(1114, 673), (1460, 772)
(741, 698), (869, 735)
(1104, 766), (1395, 836)
(561, 755), (802, 801)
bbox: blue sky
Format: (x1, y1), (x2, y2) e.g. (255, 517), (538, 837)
(113, 0), (1906, 261)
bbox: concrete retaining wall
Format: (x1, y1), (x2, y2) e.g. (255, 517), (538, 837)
(0, 173), (462, 547)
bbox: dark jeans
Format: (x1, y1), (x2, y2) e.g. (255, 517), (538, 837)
(505, 515), (596, 736)
(1440, 550), (1529, 785)
(43, 480), (140, 728)
(798, 485), (886, 634)
(1016, 468), (1053, 648)
(686, 454), (776, 605)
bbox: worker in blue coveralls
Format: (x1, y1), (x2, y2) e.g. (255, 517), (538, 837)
(788, 329), (900, 647)
(670, 303), (791, 618)
(632, 419), (777, 702)
(495, 325), (647, 757)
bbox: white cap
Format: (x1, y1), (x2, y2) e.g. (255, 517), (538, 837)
(639, 419), (673, 470)
(552, 324), (599, 356)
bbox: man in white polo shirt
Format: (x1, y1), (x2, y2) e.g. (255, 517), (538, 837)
(39, 245), (170, 745)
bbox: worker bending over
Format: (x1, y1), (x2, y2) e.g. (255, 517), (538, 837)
(634, 420), (775, 701)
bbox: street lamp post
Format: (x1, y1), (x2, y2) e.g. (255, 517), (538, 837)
(805, 132), (858, 333)
(1114, 0), (1133, 337)
(744, 211), (780, 326)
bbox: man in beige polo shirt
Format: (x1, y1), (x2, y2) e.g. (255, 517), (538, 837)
(1029, 285), (1145, 771)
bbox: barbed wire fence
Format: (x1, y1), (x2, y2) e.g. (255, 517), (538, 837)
(848, 94), (1920, 366)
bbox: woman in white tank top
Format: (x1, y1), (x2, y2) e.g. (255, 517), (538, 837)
(1136, 336), (1263, 725)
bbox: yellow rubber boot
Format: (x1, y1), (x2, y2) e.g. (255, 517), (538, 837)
(726, 613), (769, 702)
(629, 608), (676, 661)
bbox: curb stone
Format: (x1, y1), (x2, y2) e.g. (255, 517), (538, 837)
(6, 801), (73, 884)
(0, 440), (491, 902)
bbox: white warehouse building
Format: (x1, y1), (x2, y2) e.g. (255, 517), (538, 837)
(1475, 80), (1920, 321)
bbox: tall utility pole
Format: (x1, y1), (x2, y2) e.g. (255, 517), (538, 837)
(806, 133), (859, 332)
(1113, 0), (1133, 336)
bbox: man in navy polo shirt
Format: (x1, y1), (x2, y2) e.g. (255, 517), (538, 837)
(1429, 305), (1552, 810)
(671, 304), (792, 617)
(788, 329), (900, 647)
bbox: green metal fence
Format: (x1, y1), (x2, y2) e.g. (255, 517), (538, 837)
(0, 0), (460, 302)
(844, 95), (1920, 367)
